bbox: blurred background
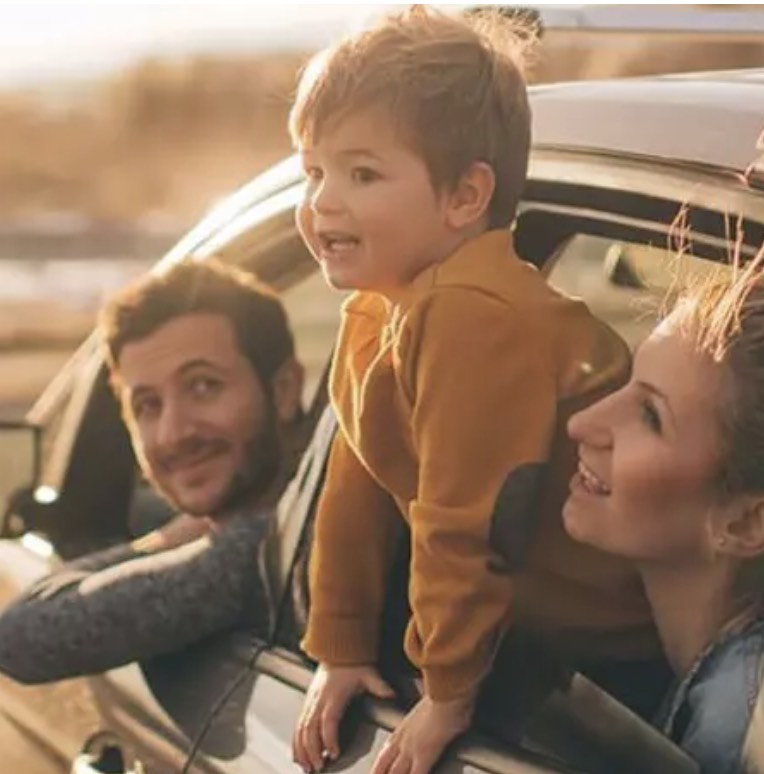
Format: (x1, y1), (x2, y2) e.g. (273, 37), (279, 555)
(1, 2), (764, 417)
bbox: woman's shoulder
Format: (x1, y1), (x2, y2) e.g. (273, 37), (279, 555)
(676, 620), (764, 773)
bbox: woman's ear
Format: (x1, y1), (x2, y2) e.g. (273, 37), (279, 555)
(445, 161), (496, 231)
(270, 358), (305, 424)
(716, 497), (764, 559)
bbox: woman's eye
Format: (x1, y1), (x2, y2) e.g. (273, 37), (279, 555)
(640, 399), (663, 434)
(351, 166), (380, 184)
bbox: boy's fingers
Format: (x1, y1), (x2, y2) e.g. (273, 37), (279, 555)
(365, 673), (395, 699)
(302, 716), (327, 773)
(320, 701), (343, 759)
(389, 752), (412, 774)
(371, 739), (398, 774)
(292, 708), (311, 768)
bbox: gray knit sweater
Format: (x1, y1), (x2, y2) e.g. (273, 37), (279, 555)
(0, 510), (272, 684)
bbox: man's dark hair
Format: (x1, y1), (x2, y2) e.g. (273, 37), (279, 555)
(100, 257), (295, 388)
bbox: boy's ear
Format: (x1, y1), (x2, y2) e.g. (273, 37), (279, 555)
(445, 161), (496, 231)
(271, 358), (305, 424)
(715, 496), (764, 559)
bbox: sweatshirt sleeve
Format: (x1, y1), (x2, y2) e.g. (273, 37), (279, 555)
(301, 430), (402, 666)
(0, 514), (270, 684)
(398, 289), (558, 701)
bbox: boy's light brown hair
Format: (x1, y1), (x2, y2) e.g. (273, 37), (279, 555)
(289, 5), (536, 229)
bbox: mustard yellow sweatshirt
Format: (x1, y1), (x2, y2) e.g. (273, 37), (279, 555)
(302, 230), (656, 701)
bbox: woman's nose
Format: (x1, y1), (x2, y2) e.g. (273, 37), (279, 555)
(567, 394), (614, 448)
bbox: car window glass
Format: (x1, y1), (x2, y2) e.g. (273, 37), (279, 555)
(546, 233), (731, 349)
(277, 269), (346, 405)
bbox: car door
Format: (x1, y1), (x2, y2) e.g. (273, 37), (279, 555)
(0, 337), (134, 771)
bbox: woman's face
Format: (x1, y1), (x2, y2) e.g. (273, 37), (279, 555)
(564, 318), (727, 567)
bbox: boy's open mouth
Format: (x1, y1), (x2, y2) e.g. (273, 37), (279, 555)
(317, 230), (360, 254)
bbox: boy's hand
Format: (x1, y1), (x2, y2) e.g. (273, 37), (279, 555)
(371, 694), (475, 774)
(293, 664), (395, 772)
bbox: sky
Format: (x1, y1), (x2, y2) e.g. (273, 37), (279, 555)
(0, 4), (392, 87)
(2, 2), (763, 89)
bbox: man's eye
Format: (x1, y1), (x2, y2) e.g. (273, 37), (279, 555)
(640, 399), (662, 434)
(351, 166), (381, 184)
(189, 377), (222, 398)
(132, 398), (159, 420)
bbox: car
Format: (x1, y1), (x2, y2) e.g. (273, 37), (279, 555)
(0, 68), (762, 774)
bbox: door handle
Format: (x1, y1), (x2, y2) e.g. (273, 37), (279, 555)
(71, 745), (144, 774)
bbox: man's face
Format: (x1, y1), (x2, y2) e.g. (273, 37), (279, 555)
(117, 312), (280, 517)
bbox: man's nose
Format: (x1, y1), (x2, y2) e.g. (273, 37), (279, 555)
(155, 400), (194, 449)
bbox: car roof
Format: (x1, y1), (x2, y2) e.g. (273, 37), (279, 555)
(163, 69), (764, 266)
(530, 70), (764, 174)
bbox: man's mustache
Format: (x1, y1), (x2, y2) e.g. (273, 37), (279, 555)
(156, 437), (230, 472)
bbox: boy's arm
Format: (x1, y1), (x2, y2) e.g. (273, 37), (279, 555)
(400, 290), (558, 702)
(301, 429), (402, 666)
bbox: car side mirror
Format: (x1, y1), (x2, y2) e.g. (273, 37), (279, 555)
(0, 420), (42, 538)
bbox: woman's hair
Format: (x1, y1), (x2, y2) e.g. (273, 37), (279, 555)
(671, 248), (764, 498)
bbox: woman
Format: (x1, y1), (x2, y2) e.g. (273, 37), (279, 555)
(563, 262), (764, 774)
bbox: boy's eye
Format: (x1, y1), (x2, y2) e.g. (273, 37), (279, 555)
(303, 166), (323, 183)
(640, 399), (663, 434)
(351, 166), (381, 184)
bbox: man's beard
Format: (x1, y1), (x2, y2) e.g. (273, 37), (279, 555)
(148, 404), (283, 518)
(213, 405), (282, 515)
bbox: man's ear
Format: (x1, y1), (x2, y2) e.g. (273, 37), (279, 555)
(444, 161), (496, 231)
(716, 496), (764, 559)
(271, 357), (305, 424)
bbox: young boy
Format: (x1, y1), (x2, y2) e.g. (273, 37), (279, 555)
(291, 7), (658, 774)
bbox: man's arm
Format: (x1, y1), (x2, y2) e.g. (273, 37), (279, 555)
(0, 512), (270, 684)
(399, 289), (558, 701)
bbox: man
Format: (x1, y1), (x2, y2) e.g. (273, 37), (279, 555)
(0, 257), (305, 683)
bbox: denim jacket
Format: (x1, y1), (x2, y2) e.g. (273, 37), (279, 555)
(657, 619), (764, 774)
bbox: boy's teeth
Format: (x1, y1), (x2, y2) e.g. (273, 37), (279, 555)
(330, 239), (356, 251)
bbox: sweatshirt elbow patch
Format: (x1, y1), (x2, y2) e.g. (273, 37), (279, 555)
(488, 462), (547, 574)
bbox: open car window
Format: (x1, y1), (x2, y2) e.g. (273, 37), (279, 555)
(545, 234), (733, 350)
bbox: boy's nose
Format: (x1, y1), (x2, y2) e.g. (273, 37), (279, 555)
(310, 179), (343, 215)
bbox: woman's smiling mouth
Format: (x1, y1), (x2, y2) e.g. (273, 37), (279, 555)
(576, 459), (611, 496)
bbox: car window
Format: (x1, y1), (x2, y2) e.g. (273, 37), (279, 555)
(545, 233), (732, 350)
(277, 268), (346, 406)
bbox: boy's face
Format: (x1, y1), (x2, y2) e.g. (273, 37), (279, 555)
(296, 108), (459, 294)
